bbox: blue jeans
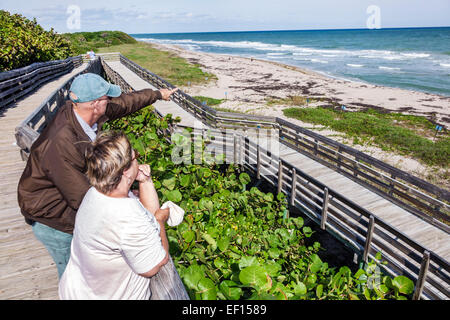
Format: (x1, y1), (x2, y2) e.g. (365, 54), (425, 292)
(32, 222), (73, 279)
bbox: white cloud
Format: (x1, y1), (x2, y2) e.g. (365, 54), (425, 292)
(2, 0), (449, 33)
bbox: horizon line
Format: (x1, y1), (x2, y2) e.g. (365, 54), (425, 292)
(129, 26), (450, 36)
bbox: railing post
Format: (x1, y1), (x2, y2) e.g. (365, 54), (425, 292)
(413, 250), (430, 300)
(363, 215), (375, 263)
(256, 145), (261, 180)
(389, 173), (396, 196)
(277, 160), (283, 194)
(233, 134), (237, 165)
(353, 156), (359, 178)
(290, 168), (297, 206)
(320, 188), (329, 230)
(239, 135), (243, 170)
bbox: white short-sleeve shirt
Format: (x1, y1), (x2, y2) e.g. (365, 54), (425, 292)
(59, 187), (166, 300)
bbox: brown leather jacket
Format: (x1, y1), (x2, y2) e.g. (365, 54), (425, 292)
(17, 89), (162, 234)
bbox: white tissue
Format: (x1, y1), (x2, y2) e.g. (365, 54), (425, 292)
(160, 201), (185, 227)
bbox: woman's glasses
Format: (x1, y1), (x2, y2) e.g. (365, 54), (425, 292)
(131, 149), (140, 162)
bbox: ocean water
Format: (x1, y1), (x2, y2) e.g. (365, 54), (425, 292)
(131, 28), (450, 97)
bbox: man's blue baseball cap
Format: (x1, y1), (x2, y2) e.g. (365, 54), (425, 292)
(69, 73), (121, 103)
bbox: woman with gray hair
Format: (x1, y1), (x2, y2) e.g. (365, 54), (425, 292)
(58, 131), (171, 299)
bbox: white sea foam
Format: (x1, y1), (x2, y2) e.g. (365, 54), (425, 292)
(267, 52), (288, 56)
(310, 59), (328, 64)
(378, 66), (401, 71)
(347, 64), (364, 68)
(401, 53), (430, 58)
(139, 38), (434, 64)
(440, 63), (450, 68)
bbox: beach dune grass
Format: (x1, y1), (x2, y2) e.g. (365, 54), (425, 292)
(283, 107), (449, 168)
(96, 42), (216, 87)
(193, 96), (224, 106)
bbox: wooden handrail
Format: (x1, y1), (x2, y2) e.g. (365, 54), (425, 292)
(0, 56), (83, 109)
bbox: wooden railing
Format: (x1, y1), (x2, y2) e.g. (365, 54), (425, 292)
(12, 54), (450, 300)
(277, 118), (450, 230)
(0, 56), (83, 110)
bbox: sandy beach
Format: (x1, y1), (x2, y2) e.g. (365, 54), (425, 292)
(148, 42), (449, 187)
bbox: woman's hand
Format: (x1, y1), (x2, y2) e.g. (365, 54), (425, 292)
(136, 164), (152, 183)
(155, 207), (170, 224)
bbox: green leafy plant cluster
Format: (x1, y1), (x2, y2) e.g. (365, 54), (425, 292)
(0, 10), (74, 71)
(62, 31), (137, 55)
(105, 106), (415, 300)
(94, 41), (216, 87)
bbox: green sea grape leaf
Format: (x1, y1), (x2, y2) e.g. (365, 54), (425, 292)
(239, 256), (259, 270)
(166, 189), (182, 202)
(393, 276), (414, 295)
(316, 284), (323, 299)
(219, 280), (242, 300)
(239, 266), (267, 289)
(310, 254), (323, 273)
(197, 278), (217, 300)
(162, 175), (176, 190)
(202, 233), (217, 251)
(182, 265), (203, 290)
(217, 237), (230, 252)
(180, 174), (191, 187)
(239, 172), (251, 186)
(294, 282), (307, 295)
(182, 230), (195, 243)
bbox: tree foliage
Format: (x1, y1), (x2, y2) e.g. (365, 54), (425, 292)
(62, 31), (137, 55)
(0, 10), (74, 71)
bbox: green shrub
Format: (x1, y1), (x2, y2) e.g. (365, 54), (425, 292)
(104, 106), (415, 300)
(0, 10), (74, 71)
(62, 31), (137, 55)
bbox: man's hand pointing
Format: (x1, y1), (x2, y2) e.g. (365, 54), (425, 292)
(159, 88), (179, 101)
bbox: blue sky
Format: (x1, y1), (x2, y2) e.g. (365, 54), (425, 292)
(2, 0), (449, 34)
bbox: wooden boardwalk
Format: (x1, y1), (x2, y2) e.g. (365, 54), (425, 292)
(0, 63), (88, 299)
(105, 61), (200, 128)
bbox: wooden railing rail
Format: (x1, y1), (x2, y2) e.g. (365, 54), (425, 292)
(0, 56), (83, 109)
